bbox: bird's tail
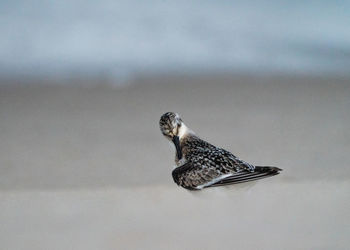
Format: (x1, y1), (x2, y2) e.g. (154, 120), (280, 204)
(210, 166), (282, 187)
(254, 166), (282, 173)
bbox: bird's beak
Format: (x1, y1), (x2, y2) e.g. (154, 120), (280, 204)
(172, 136), (182, 160)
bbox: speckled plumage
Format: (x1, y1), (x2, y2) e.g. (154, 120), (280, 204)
(160, 112), (282, 190)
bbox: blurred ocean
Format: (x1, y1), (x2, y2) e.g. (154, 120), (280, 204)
(0, 0), (350, 82)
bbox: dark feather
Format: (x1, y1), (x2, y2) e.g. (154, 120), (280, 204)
(172, 162), (193, 185)
(208, 166), (281, 188)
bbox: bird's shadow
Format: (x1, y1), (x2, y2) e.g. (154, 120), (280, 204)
(187, 181), (257, 199)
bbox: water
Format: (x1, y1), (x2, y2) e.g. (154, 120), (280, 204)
(0, 0), (350, 81)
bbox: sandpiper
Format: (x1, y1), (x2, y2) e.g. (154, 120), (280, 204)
(159, 112), (282, 190)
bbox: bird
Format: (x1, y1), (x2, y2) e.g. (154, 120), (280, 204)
(159, 112), (282, 190)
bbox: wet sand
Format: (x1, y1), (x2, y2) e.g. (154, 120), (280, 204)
(0, 74), (349, 249)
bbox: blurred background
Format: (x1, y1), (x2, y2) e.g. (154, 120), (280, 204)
(1, 0), (350, 81)
(0, 1), (349, 249)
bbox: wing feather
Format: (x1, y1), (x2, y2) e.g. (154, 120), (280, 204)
(208, 169), (280, 188)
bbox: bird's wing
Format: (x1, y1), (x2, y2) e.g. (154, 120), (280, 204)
(171, 162), (194, 188)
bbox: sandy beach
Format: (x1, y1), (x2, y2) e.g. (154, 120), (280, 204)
(0, 74), (349, 249)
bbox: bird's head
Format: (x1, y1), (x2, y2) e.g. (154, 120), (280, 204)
(159, 112), (183, 140)
(160, 112), (192, 160)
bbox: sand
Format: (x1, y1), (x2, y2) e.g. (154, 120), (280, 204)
(0, 74), (349, 249)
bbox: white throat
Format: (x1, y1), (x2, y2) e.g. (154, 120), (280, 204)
(178, 123), (193, 139)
